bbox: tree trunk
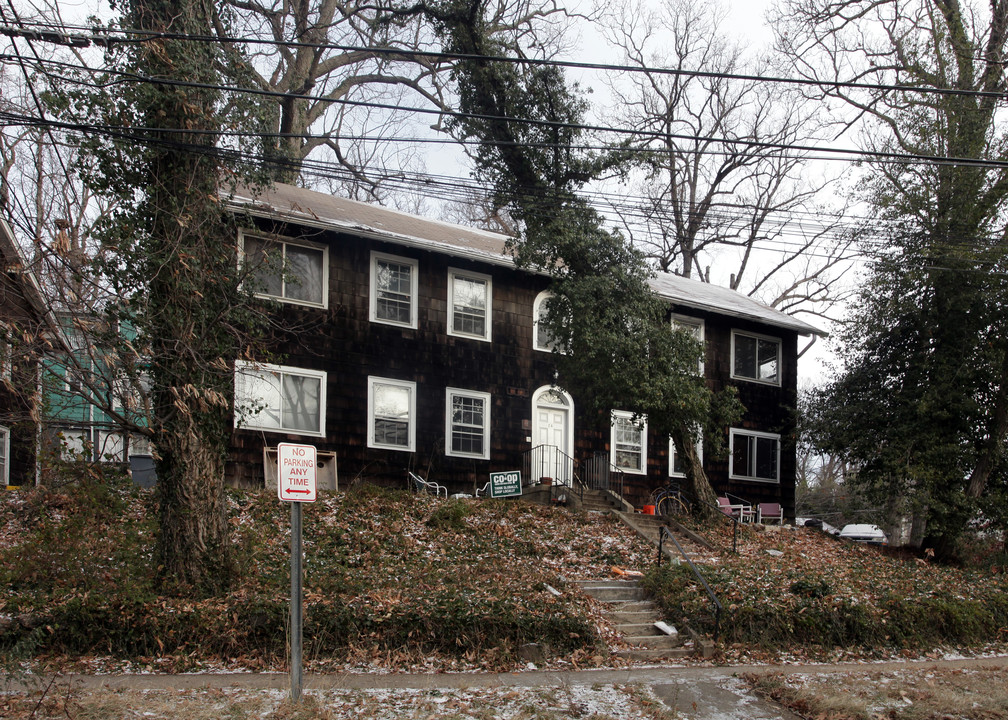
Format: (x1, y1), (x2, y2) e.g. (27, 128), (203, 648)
(672, 424), (717, 520)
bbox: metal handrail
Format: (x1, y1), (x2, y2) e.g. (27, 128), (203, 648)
(696, 496), (742, 553)
(658, 525), (723, 641)
(521, 444), (585, 502)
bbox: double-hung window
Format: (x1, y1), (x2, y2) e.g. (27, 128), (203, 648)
(445, 388), (490, 459)
(729, 428), (780, 483)
(242, 232), (328, 308)
(368, 377), (416, 451)
(669, 434), (703, 477)
(371, 252), (418, 328)
(448, 269), (491, 341)
(731, 330), (781, 385)
(234, 361), (326, 436)
(611, 411), (647, 474)
(672, 315), (705, 374)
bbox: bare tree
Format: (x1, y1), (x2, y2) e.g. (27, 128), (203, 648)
(602, 0), (856, 318)
(219, 0), (575, 194)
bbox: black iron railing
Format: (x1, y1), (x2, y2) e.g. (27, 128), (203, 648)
(658, 525), (723, 641)
(581, 451), (625, 499)
(521, 444), (585, 502)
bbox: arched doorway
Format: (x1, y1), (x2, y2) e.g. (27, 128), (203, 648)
(531, 386), (575, 485)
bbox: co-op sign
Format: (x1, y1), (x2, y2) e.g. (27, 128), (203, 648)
(277, 442), (317, 503)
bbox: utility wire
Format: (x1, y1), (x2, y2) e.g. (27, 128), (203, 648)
(4, 19), (1008, 101)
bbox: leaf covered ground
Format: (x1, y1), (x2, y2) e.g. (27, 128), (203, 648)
(0, 478), (655, 673)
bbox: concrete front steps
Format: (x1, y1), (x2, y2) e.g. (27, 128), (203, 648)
(579, 488), (626, 514)
(574, 578), (691, 661)
(617, 511), (722, 565)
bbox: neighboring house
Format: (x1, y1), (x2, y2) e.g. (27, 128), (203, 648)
(0, 217), (47, 487)
(225, 183), (822, 518)
(40, 312), (151, 466)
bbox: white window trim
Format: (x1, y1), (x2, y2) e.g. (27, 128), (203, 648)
(0, 425), (9, 486)
(730, 329), (782, 386)
(447, 268), (492, 342)
(729, 428), (781, 484)
(672, 314), (705, 374)
(669, 433), (703, 478)
(611, 410), (648, 475)
(533, 290), (553, 352)
(444, 388), (491, 459)
(234, 360), (327, 437)
(240, 229), (329, 309)
(367, 376), (416, 452)
(370, 251), (418, 329)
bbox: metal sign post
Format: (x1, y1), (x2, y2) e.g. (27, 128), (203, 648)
(290, 500), (303, 702)
(277, 443), (317, 703)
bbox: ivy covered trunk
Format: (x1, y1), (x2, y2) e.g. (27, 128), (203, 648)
(671, 424), (717, 520)
(129, 0), (238, 593)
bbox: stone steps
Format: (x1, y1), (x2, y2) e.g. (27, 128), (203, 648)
(575, 578), (688, 660)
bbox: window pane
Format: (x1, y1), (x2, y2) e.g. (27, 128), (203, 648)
(733, 434), (752, 477)
(375, 260), (412, 323)
(614, 418), (643, 471)
(285, 245), (325, 304)
(452, 276), (487, 337)
(757, 339), (779, 382)
(374, 383), (411, 447)
(734, 335), (756, 378)
(671, 441), (684, 475)
(755, 436), (778, 480)
(450, 394), (485, 455)
(246, 237), (283, 297)
(243, 369), (282, 429)
(282, 373), (321, 433)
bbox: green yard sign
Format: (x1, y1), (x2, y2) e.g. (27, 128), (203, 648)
(490, 471), (522, 498)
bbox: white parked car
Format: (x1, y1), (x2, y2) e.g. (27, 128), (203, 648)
(839, 524), (888, 545)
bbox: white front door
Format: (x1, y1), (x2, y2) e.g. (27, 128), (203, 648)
(532, 388), (573, 484)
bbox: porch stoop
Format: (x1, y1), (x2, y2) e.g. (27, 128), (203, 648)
(574, 578), (691, 661)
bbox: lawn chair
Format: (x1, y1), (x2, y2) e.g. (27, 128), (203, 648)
(718, 496), (755, 523)
(757, 502), (783, 524)
(408, 471), (447, 498)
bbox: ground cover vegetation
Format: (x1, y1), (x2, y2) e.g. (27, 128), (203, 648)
(0, 472), (654, 672)
(2, 468), (1006, 675)
(645, 519), (1008, 654)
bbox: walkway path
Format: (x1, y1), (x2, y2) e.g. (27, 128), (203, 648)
(8, 655), (1007, 720)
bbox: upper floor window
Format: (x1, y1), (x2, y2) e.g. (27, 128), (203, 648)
(445, 388), (490, 459)
(242, 232), (328, 308)
(611, 411), (647, 475)
(234, 360), (326, 437)
(533, 290), (563, 353)
(368, 376), (416, 452)
(370, 252), (418, 328)
(448, 269), (492, 341)
(672, 314), (705, 373)
(729, 428), (780, 483)
(731, 330), (781, 385)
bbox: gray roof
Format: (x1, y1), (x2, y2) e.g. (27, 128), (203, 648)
(225, 183), (824, 337)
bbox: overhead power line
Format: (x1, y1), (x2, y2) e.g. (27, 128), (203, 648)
(3, 19), (1008, 102)
(4, 53), (1008, 172)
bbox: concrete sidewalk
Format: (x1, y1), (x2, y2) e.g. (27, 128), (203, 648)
(7, 655), (1006, 720)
